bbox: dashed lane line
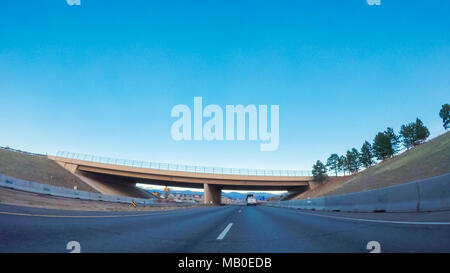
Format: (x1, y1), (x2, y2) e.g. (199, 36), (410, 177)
(217, 223), (233, 240)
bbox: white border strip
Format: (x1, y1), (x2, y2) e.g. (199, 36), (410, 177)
(292, 209), (450, 225)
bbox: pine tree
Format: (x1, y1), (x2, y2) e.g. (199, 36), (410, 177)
(326, 153), (340, 177)
(400, 118), (430, 149)
(400, 123), (415, 149)
(414, 118), (430, 144)
(360, 141), (374, 168)
(338, 155), (348, 176)
(385, 127), (401, 154)
(312, 160), (328, 182)
(373, 132), (394, 160)
(346, 148), (360, 174)
(439, 104), (450, 130)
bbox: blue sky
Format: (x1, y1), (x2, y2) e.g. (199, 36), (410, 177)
(1, 0), (449, 172)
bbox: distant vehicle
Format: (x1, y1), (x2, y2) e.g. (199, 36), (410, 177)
(246, 194), (257, 206)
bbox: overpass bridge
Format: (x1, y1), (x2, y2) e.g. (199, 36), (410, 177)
(49, 152), (313, 205)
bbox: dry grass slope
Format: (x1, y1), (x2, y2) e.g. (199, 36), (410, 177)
(0, 149), (99, 192)
(296, 131), (450, 199)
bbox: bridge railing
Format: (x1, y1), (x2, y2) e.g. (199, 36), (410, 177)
(55, 151), (312, 177)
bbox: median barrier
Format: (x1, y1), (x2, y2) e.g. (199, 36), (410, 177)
(323, 188), (389, 212)
(383, 181), (420, 212)
(417, 173), (450, 211)
(308, 196), (326, 210)
(73, 190), (90, 200)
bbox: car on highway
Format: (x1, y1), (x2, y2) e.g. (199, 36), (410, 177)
(246, 194), (257, 206)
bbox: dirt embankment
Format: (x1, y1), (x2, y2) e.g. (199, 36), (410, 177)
(294, 131), (450, 199)
(0, 148), (98, 192)
(293, 175), (354, 199)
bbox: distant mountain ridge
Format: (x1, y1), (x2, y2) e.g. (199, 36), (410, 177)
(144, 189), (281, 200)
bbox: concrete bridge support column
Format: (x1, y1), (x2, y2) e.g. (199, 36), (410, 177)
(204, 184), (221, 205)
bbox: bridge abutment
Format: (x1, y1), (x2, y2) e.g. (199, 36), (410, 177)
(53, 160), (152, 198)
(204, 183), (221, 205)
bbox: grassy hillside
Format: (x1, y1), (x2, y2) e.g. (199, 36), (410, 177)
(0, 148), (99, 192)
(295, 131), (450, 199)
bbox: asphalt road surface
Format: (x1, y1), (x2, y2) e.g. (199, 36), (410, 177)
(1, 203), (449, 253)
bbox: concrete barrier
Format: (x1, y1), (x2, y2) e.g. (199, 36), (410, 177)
(417, 174), (450, 211)
(267, 173), (450, 213)
(0, 173), (165, 206)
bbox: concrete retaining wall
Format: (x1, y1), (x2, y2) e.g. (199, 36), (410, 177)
(0, 173), (161, 206)
(267, 173), (450, 212)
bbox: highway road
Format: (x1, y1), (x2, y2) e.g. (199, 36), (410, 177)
(0, 203), (449, 253)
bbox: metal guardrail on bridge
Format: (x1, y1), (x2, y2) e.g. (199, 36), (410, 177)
(55, 151), (312, 177)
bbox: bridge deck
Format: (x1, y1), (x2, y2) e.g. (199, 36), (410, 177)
(49, 156), (311, 190)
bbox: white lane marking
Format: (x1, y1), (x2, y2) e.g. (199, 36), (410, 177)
(291, 210), (450, 225)
(217, 223), (233, 240)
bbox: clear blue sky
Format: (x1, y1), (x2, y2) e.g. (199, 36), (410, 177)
(1, 0), (449, 172)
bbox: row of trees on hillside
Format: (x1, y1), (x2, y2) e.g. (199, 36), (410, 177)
(312, 119), (429, 182)
(311, 103), (450, 182)
(313, 104), (449, 182)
